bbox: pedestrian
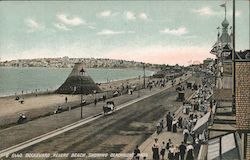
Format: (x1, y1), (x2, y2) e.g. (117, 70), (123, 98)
(172, 119), (178, 133)
(94, 98), (97, 106)
(179, 142), (186, 160)
(152, 138), (160, 160)
(178, 116), (183, 128)
(183, 128), (189, 144)
(160, 119), (164, 130)
(186, 144), (194, 160)
(133, 145), (140, 160)
(65, 97), (68, 103)
(193, 114), (198, 126)
(173, 145), (180, 160)
(168, 145), (174, 160)
(103, 95), (106, 102)
(160, 141), (166, 160)
(190, 132), (195, 145)
(166, 112), (173, 131)
(166, 139), (172, 150)
(157, 122), (161, 134)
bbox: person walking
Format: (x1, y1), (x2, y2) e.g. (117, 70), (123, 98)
(160, 141), (166, 160)
(183, 128), (189, 144)
(65, 97), (68, 103)
(103, 95), (106, 102)
(133, 145), (141, 160)
(179, 142), (186, 160)
(172, 118), (178, 133)
(166, 112), (173, 131)
(157, 122), (161, 134)
(166, 139), (172, 150)
(178, 116), (183, 128)
(152, 138), (160, 160)
(94, 98), (97, 106)
(160, 119), (164, 130)
(186, 144), (194, 160)
(173, 145), (180, 160)
(168, 145), (174, 160)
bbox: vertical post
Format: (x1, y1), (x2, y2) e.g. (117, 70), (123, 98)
(143, 63), (146, 88)
(81, 90), (83, 119)
(219, 136), (222, 159)
(79, 68), (85, 119)
(232, 0), (236, 114)
(138, 76), (141, 98)
(242, 133), (245, 159)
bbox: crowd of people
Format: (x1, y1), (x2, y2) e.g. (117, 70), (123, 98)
(149, 111), (196, 160)
(132, 76), (214, 160)
(132, 137), (195, 160)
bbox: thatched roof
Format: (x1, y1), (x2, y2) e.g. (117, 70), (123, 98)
(55, 63), (102, 94)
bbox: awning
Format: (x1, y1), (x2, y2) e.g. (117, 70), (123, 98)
(192, 112), (211, 134)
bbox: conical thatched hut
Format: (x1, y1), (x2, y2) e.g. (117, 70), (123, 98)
(56, 63), (102, 94)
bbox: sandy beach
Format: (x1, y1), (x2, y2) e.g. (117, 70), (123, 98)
(0, 76), (155, 127)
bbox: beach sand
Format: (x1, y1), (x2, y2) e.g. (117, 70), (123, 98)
(0, 77), (154, 127)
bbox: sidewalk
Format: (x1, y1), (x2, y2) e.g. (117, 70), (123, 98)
(139, 90), (197, 159)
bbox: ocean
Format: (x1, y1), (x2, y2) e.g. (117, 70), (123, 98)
(0, 67), (154, 97)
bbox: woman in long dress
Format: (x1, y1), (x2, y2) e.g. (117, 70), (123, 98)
(172, 119), (178, 133)
(186, 144), (194, 160)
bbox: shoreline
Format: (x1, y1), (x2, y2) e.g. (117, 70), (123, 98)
(0, 76), (152, 99)
(0, 66), (158, 72)
(0, 68), (156, 98)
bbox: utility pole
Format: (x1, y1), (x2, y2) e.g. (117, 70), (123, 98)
(143, 63), (146, 88)
(80, 87), (83, 119)
(79, 68), (85, 119)
(232, 0), (236, 114)
(138, 75), (141, 98)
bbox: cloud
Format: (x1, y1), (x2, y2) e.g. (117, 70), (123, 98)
(192, 7), (216, 16)
(88, 25), (96, 30)
(25, 18), (44, 32)
(138, 12), (148, 20)
(160, 27), (188, 36)
(124, 11), (136, 20)
(192, 6), (241, 17)
(98, 10), (118, 18)
(100, 10), (111, 17)
(228, 10), (241, 17)
(124, 11), (150, 21)
(97, 29), (134, 35)
(56, 14), (85, 26)
(54, 23), (71, 31)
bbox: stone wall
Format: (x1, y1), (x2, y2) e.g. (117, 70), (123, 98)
(235, 61), (250, 130)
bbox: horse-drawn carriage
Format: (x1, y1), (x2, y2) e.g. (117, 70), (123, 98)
(17, 113), (27, 124)
(103, 101), (116, 114)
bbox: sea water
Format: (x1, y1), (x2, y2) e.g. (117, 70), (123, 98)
(0, 67), (154, 97)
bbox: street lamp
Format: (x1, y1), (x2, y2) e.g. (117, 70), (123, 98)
(79, 68), (85, 119)
(143, 63), (146, 88)
(138, 75), (141, 98)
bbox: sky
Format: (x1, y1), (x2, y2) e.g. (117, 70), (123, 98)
(0, 0), (249, 66)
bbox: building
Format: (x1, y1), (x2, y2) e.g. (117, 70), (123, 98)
(199, 3), (250, 159)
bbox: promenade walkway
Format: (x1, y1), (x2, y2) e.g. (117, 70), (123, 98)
(139, 87), (197, 159)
